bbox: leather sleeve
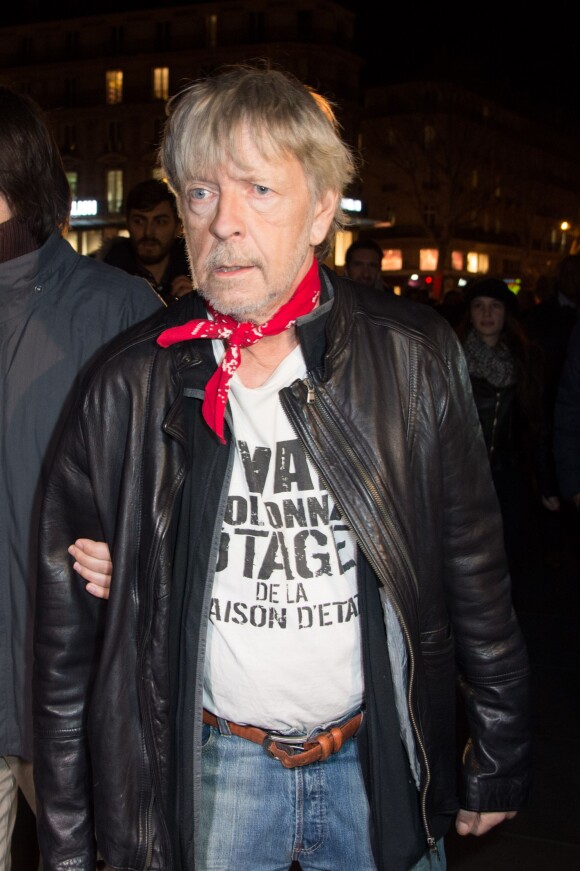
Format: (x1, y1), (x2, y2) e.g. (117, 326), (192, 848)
(33, 390), (106, 870)
(438, 328), (532, 810)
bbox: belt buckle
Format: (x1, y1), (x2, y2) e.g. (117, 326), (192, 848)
(263, 731), (308, 762)
(266, 732), (308, 746)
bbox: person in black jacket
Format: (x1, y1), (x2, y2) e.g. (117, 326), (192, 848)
(457, 277), (560, 596)
(0, 83), (162, 870)
(33, 64), (531, 871)
(524, 255), (580, 416)
(553, 319), (580, 508)
(101, 178), (193, 305)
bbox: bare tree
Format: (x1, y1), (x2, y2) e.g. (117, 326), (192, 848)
(362, 83), (514, 297)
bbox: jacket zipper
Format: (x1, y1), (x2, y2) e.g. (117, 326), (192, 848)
(283, 374), (438, 855)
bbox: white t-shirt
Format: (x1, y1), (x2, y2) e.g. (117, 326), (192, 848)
(203, 342), (364, 733)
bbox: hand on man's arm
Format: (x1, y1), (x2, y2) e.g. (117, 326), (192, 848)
(69, 539), (112, 599)
(455, 809), (517, 837)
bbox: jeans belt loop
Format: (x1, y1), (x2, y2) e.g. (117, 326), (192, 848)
(202, 709), (364, 769)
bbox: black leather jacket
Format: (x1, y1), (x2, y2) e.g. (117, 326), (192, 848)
(33, 266), (531, 871)
(469, 375), (558, 497)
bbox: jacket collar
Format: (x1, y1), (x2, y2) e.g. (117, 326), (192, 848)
(0, 232), (76, 319)
(165, 262), (352, 386)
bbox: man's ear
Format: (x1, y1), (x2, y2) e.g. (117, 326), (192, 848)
(309, 190), (339, 247)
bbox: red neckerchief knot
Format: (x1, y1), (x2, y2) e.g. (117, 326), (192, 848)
(156, 258), (321, 443)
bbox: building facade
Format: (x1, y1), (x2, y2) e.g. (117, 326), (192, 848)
(0, 1), (362, 255)
(356, 80), (580, 295)
(1, 1), (579, 295)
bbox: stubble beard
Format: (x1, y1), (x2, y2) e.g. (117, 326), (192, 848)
(193, 233), (314, 324)
(134, 238), (171, 267)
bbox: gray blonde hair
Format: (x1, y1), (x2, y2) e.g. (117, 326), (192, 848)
(160, 62), (357, 260)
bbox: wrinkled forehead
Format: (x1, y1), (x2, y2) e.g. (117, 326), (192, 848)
(182, 118), (290, 181)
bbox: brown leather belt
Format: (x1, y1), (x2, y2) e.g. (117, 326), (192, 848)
(202, 709), (363, 769)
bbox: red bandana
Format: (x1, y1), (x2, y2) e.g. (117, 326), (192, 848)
(157, 258), (321, 443)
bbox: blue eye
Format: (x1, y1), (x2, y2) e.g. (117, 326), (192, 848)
(190, 188), (208, 200)
(254, 185), (270, 195)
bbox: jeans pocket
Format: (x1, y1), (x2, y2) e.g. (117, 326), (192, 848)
(201, 722), (214, 747)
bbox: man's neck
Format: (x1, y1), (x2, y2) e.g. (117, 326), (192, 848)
(237, 329), (299, 388)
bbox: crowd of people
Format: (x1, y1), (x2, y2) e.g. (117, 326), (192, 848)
(1, 60), (578, 871)
(341, 248), (580, 601)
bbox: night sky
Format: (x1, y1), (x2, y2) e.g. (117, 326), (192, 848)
(3, 2), (578, 129)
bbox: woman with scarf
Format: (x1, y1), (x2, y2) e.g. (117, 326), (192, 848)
(457, 277), (560, 601)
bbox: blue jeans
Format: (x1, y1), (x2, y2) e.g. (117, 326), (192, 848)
(197, 721), (446, 871)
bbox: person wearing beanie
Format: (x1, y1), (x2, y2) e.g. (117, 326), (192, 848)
(0, 83), (163, 867)
(463, 276), (520, 316)
(457, 277), (560, 601)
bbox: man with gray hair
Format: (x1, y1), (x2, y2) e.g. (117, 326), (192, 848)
(33, 63), (531, 871)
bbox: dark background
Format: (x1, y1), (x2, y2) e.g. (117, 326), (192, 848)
(3, 3), (579, 126)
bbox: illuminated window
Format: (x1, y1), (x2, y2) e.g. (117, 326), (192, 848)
(107, 170), (123, 214)
(382, 249), (403, 271)
(153, 67), (169, 100)
(467, 253), (478, 273)
(106, 70), (123, 105)
(420, 249), (438, 271)
(66, 172), (78, 197)
(451, 251), (463, 270)
(466, 252), (489, 274)
(333, 230), (353, 267)
(206, 14), (218, 48)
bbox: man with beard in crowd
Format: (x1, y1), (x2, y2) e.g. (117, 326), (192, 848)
(101, 178), (193, 304)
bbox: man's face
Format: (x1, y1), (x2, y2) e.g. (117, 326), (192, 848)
(127, 201), (180, 266)
(346, 249), (382, 287)
(178, 124), (337, 324)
